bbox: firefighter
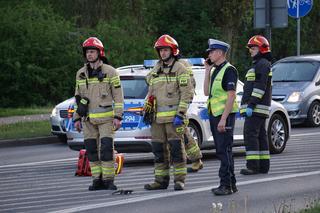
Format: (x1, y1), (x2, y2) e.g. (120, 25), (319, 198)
(178, 59), (203, 173)
(203, 39), (239, 195)
(73, 37), (124, 190)
(240, 35), (272, 175)
(143, 34), (194, 191)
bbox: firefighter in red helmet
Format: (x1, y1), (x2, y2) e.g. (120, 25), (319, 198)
(143, 34), (194, 190)
(240, 35), (273, 175)
(74, 37), (124, 190)
(146, 35), (204, 173)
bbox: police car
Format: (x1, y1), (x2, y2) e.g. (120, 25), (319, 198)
(51, 58), (291, 154)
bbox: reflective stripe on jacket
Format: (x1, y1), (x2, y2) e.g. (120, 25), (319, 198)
(240, 57), (272, 118)
(207, 62), (238, 116)
(148, 60), (194, 123)
(74, 64), (124, 124)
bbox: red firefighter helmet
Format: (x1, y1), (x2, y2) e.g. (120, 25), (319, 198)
(154, 34), (180, 56)
(82, 37), (106, 59)
(247, 35), (271, 54)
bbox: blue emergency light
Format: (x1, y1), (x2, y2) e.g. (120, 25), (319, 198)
(143, 58), (204, 68)
(143, 59), (159, 68)
(186, 58), (205, 66)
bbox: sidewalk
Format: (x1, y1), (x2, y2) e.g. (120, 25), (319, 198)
(0, 114), (50, 125)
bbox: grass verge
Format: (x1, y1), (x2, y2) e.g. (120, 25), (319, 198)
(0, 120), (51, 140)
(0, 107), (52, 117)
(301, 204), (320, 213)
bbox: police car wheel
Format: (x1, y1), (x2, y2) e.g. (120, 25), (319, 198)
(268, 114), (288, 154)
(305, 101), (320, 127)
(187, 121), (202, 147)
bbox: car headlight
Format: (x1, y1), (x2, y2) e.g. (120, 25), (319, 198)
(51, 107), (58, 117)
(287, 92), (302, 103)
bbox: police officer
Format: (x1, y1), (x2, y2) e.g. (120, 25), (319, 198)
(240, 35), (272, 175)
(74, 37), (124, 191)
(203, 39), (238, 195)
(144, 34), (194, 191)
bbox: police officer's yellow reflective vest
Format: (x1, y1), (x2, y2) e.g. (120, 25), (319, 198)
(207, 62), (238, 116)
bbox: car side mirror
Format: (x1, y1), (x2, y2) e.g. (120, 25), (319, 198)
(315, 80), (320, 86)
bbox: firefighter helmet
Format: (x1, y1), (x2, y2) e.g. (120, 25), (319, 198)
(247, 35), (270, 54)
(82, 37), (106, 59)
(154, 34), (179, 56)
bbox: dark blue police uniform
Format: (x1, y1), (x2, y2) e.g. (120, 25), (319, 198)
(209, 61), (238, 190)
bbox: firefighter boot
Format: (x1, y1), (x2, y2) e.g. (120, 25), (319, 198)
(88, 178), (106, 191)
(174, 181), (185, 191)
(187, 159), (203, 173)
(103, 180), (117, 190)
(144, 181), (169, 190)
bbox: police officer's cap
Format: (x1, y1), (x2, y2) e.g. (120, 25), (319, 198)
(206, 39), (230, 53)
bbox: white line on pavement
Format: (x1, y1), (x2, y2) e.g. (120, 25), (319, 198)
(0, 158), (77, 168)
(0, 131), (319, 169)
(291, 132), (320, 137)
(49, 170), (320, 213)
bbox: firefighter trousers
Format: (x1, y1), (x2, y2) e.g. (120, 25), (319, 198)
(184, 127), (202, 162)
(209, 113), (236, 188)
(150, 122), (187, 184)
(244, 116), (270, 173)
(83, 120), (115, 181)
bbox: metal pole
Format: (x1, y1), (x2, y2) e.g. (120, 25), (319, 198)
(297, 18), (300, 56)
(265, 0), (272, 46)
(297, 0), (300, 56)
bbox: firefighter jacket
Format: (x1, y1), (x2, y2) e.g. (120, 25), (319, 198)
(207, 62), (239, 116)
(147, 60), (194, 123)
(74, 63), (124, 124)
(240, 57), (272, 118)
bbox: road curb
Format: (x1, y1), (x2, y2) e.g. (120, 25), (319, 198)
(0, 136), (60, 148)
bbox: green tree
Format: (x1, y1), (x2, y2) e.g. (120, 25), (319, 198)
(0, 1), (81, 107)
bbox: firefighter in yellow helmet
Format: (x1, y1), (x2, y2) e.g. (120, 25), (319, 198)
(143, 35), (194, 190)
(73, 37), (124, 191)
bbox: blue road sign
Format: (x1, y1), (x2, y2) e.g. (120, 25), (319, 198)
(287, 0), (313, 18)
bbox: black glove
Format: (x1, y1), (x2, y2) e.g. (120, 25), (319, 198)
(76, 97), (90, 117)
(143, 112), (153, 125)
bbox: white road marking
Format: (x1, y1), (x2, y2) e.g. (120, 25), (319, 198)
(0, 158), (77, 168)
(291, 132), (320, 137)
(49, 170), (320, 213)
(0, 132), (318, 169)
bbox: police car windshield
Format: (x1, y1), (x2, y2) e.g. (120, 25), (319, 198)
(120, 76), (148, 99)
(272, 61), (320, 82)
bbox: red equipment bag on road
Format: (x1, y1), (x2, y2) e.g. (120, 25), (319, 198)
(75, 149), (92, 176)
(75, 149), (124, 176)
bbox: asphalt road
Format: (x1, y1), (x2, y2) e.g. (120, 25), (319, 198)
(0, 126), (319, 213)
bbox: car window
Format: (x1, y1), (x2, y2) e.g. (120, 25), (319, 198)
(120, 76), (148, 99)
(272, 61), (320, 82)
